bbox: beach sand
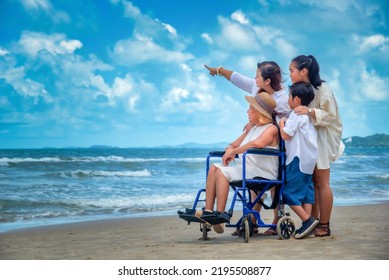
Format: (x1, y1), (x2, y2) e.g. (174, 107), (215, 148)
(1, 203), (388, 260)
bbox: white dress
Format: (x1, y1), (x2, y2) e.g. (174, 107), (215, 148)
(309, 82), (344, 169)
(214, 124), (279, 181)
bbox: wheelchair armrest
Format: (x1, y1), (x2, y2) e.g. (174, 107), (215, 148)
(208, 151), (239, 158)
(208, 151), (225, 157)
(245, 147), (281, 156)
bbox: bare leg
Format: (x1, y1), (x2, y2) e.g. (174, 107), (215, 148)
(270, 188), (279, 224)
(251, 190), (262, 223)
(303, 203), (312, 216)
(311, 173), (319, 219)
(204, 165), (218, 211)
(312, 167), (332, 224)
(215, 168), (230, 212)
(290, 205), (310, 222)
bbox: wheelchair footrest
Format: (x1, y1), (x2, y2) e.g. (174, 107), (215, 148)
(201, 211), (231, 225)
(178, 208), (209, 225)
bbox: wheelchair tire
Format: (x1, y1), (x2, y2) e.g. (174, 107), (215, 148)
(276, 215), (295, 240)
(242, 217), (250, 243)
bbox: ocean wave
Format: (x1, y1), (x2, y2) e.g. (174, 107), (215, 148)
(71, 193), (197, 209)
(374, 174), (389, 179)
(0, 156), (204, 164)
(0, 209), (87, 223)
(59, 169), (152, 178)
(0, 157), (63, 164)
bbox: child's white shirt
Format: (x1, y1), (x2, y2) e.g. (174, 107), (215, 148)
(283, 111), (318, 174)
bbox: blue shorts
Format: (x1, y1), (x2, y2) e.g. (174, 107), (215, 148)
(283, 157), (314, 206)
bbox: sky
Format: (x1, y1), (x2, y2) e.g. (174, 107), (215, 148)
(0, 0), (388, 149)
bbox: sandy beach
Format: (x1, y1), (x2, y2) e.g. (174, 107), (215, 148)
(1, 202), (388, 260)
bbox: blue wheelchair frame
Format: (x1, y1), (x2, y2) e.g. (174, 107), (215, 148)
(182, 139), (295, 242)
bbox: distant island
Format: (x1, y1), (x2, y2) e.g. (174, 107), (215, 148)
(342, 133), (389, 148)
(165, 134), (389, 149)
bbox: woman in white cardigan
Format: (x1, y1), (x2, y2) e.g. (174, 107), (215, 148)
(289, 54), (344, 237)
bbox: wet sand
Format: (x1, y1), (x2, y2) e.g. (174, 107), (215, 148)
(1, 203), (388, 260)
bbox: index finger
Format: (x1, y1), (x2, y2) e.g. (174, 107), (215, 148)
(204, 64), (211, 70)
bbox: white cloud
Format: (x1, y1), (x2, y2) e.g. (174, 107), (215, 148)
(18, 31), (82, 57)
(113, 33), (193, 65)
(160, 87), (189, 111)
(0, 66), (52, 102)
(357, 34), (389, 52)
(159, 71), (219, 115)
(191, 92), (215, 112)
(122, 0), (142, 18)
(112, 1), (192, 66)
(180, 63), (192, 72)
(19, 0), (70, 23)
(121, 0), (168, 40)
(360, 69), (388, 101)
(252, 26), (282, 46)
(201, 33), (213, 44)
(231, 10), (249, 25)
(215, 15), (295, 59)
(127, 95), (139, 111)
(274, 38), (297, 58)
(155, 18), (177, 37)
(20, 0), (51, 11)
(110, 75), (133, 98)
(106, 74), (141, 111)
(300, 0), (357, 12)
(0, 47), (9, 56)
(96, 73), (156, 111)
(58, 54), (112, 92)
(60, 40), (83, 53)
(216, 17), (259, 51)
(158, 69), (245, 128)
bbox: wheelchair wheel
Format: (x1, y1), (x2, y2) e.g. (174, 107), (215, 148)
(242, 217), (250, 243)
(276, 215), (295, 240)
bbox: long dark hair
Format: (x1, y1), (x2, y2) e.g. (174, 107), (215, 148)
(257, 61), (283, 92)
(291, 55), (324, 89)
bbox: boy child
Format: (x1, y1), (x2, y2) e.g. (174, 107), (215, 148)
(279, 82), (318, 239)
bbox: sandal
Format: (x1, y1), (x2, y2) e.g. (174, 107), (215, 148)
(261, 227), (277, 236)
(311, 223), (331, 237)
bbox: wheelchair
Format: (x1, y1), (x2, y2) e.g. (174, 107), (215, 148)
(178, 138), (295, 243)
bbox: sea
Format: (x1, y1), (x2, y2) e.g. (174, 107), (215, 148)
(0, 146), (388, 233)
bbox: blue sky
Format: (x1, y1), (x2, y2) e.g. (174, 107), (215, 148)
(0, 0), (388, 148)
